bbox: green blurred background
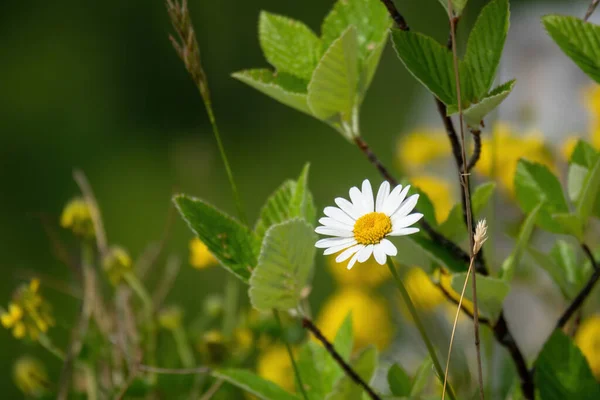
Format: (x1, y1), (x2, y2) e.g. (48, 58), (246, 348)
(0, 0), (581, 396)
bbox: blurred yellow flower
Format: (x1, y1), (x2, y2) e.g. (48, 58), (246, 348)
(411, 175), (453, 223)
(397, 129), (450, 169)
(316, 288), (393, 351)
(1, 280), (54, 341)
(584, 84), (600, 119)
(60, 197), (95, 238)
(157, 305), (183, 331)
(13, 357), (49, 398)
(326, 255), (388, 288)
(102, 246), (132, 286)
(477, 123), (554, 195)
(404, 267), (446, 311)
(257, 344), (295, 391)
(189, 238), (217, 269)
(575, 315), (600, 379)
(560, 136), (580, 162)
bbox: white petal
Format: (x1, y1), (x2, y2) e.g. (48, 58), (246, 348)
(379, 238), (398, 256)
(357, 244), (374, 263)
(315, 237), (356, 249)
(336, 244), (363, 263)
(319, 217), (353, 230)
(392, 213), (423, 230)
(324, 206), (356, 225)
(346, 251), (360, 270)
(389, 227), (420, 236)
(375, 181), (390, 212)
(361, 180), (374, 213)
(334, 198), (361, 220)
(392, 194), (420, 218)
(373, 244), (387, 264)
(315, 226), (353, 237)
(324, 240), (357, 255)
(382, 185), (410, 215)
(349, 187), (365, 215)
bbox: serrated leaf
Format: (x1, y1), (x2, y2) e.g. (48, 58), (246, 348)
(543, 16), (600, 84)
(249, 219), (316, 311)
(213, 369), (300, 400)
(410, 358), (433, 396)
(321, 0), (391, 63)
(406, 234), (467, 272)
(464, 0), (510, 99)
(387, 364), (411, 397)
(297, 341), (339, 399)
(551, 213), (584, 240)
(289, 163), (316, 225)
(534, 330), (600, 400)
(500, 203), (541, 281)
(308, 26), (359, 124)
(392, 30), (457, 105)
(174, 195), (258, 281)
(514, 160), (569, 233)
(568, 163), (589, 202)
(232, 69), (311, 115)
(259, 12), (321, 81)
(460, 79), (515, 126)
(450, 273), (510, 322)
(437, 0), (469, 17)
(576, 155), (600, 224)
(326, 346), (378, 400)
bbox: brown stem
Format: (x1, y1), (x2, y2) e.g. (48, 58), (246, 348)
(556, 244), (599, 329)
(467, 129), (482, 173)
(379, 0), (409, 31)
(302, 317), (381, 400)
(584, 0), (600, 21)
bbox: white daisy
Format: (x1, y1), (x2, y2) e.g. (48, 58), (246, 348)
(315, 179), (423, 270)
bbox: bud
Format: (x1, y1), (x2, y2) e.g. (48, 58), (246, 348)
(473, 219), (488, 255)
(60, 197), (95, 238)
(13, 356), (49, 398)
(103, 246), (132, 286)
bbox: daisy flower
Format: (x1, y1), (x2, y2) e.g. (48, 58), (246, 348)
(315, 179), (423, 269)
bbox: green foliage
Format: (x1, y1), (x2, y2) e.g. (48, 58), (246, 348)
(500, 203), (541, 281)
(529, 241), (584, 299)
(174, 195), (259, 282)
(333, 313), (354, 362)
(450, 273), (510, 322)
(408, 235), (468, 272)
(461, 80), (516, 127)
(514, 160), (569, 234)
(410, 184), (439, 227)
(213, 369), (301, 400)
(576, 155), (600, 226)
(568, 140), (600, 219)
(534, 330), (600, 400)
(249, 219), (316, 312)
(543, 16), (600, 83)
(437, 0), (469, 16)
(326, 346), (378, 400)
(387, 363), (412, 397)
(410, 358), (434, 397)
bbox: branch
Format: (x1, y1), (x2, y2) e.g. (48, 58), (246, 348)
(585, 0), (600, 21)
(437, 283), (490, 325)
(379, 0), (409, 31)
(556, 244), (600, 329)
(302, 317), (381, 400)
(466, 129), (482, 173)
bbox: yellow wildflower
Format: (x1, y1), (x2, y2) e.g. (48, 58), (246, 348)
(575, 315), (600, 379)
(403, 267), (446, 311)
(326, 255), (388, 288)
(477, 123), (554, 196)
(189, 238), (217, 269)
(411, 175), (454, 223)
(1, 280), (54, 341)
(397, 129), (450, 169)
(316, 288), (393, 351)
(257, 345), (295, 392)
(13, 357), (50, 398)
(234, 328), (254, 357)
(157, 306), (183, 331)
(60, 197), (95, 238)
(560, 136), (581, 162)
(102, 246), (132, 286)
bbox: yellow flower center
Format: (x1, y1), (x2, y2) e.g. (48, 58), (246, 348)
(353, 212), (392, 245)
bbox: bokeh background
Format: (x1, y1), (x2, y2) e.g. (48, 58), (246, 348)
(1, 0), (599, 397)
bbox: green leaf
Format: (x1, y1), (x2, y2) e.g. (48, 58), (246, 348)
(326, 346), (378, 400)
(391, 29), (457, 105)
(543, 16), (600, 84)
(359, 34), (387, 100)
(464, 0), (510, 99)
(576, 155), (600, 224)
(528, 246), (578, 299)
(571, 140), (599, 167)
(568, 163), (589, 202)
(551, 213), (584, 240)
(514, 160), (569, 233)
(500, 203), (541, 281)
(406, 234), (468, 272)
(437, 0), (469, 17)
(259, 12), (321, 81)
(289, 163), (316, 226)
(232, 69), (311, 115)
(460, 79), (515, 127)
(213, 369), (300, 400)
(249, 219), (316, 311)
(450, 273), (510, 321)
(473, 182), (497, 213)
(174, 195), (258, 282)
(297, 341), (339, 399)
(410, 358), (433, 396)
(409, 184), (438, 227)
(387, 363), (412, 397)
(534, 330), (600, 400)
(308, 26), (359, 124)
(333, 313), (354, 362)
(321, 0), (391, 63)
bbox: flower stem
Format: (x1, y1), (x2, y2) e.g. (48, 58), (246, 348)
(39, 334), (66, 360)
(124, 273), (157, 372)
(273, 310), (309, 400)
(173, 325), (196, 368)
(386, 258), (456, 400)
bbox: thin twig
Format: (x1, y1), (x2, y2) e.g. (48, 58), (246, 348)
(137, 364), (211, 375)
(302, 317), (381, 400)
(556, 244), (599, 329)
(137, 199), (176, 279)
(152, 255), (181, 309)
(380, 0), (409, 30)
(32, 212), (80, 278)
(437, 281), (490, 325)
(199, 379), (224, 400)
(73, 169), (108, 257)
(274, 311), (309, 400)
(584, 0), (600, 21)
(467, 129), (482, 172)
